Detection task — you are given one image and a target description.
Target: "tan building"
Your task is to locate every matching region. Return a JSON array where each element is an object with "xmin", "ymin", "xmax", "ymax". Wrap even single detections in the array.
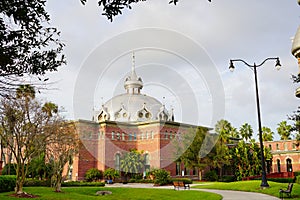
[{"xmin": 264, "ymin": 140, "xmax": 300, "ymax": 175}]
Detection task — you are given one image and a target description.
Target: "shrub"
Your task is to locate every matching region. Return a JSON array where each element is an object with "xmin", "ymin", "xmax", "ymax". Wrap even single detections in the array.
[
  {"xmin": 0, "ymin": 175, "xmax": 16, "ymax": 193},
  {"xmin": 203, "ymin": 170, "xmax": 218, "ymax": 181},
  {"xmin": 219, "ymin": 175, "xmax": 236, "ymax": 182},
  {"xmin": 85, "ymin": 168, "xmax": 103, "ymax": 182},
  {"xmin": 128, "ymin": 178, "xmax": 154, "ymax": 183},
  {"xmin": 296, "ymin": 175, "xmax": 300, "ymax": 184},
  {"xmin": 170, "ymin": 178, "xmax": 192, "ymax": 184},
  {"xmin": 1, "ymin": 164, "xmax": 17, "ymax": 175},
  {"xmin": 152, "ymin": 169, "xmax": 171, "ymax": 186},
  {"xmin": 61, "ymin": 181, "xmax": 105, "ymax": 187},
  {"xmin": 24, "ymin": 179, "xmax": 51, "ymax": 187},
  {"xmin": 104, "ymin": 168, "xmax": 120, "ymax": 180}
]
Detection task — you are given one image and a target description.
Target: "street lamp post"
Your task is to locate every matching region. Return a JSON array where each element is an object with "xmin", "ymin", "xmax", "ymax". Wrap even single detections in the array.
[{"xmin": 229, "ymin": 57, "xmax": 281, "ymax": 189}]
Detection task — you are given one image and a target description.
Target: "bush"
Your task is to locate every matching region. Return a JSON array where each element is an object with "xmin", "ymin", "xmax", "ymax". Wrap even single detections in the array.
[
  {"xmin": 1, "ymin": 164, "xmax": 17, "ymax": 175},
  {"xmin": 152, "ymin": 169, "xmax": 171, "ymax": 186},
  {"xmin": 219, "ymin": 175, "xmax": 236, "ymax": 182},
  {"xmin": 104, "ymin": 168, "xmax": 120, "ymax": 180},
  {"xmin": 85, "ymin": 168, "xmax": 103, "ymax": 182},
  {"xmin": 62, "ymin": 181, "xmax": 105, "ymax": 187},
  {"xmin": 24, "ymin": 179, "xmax": 51, "ymax": 187},
  {"xmin": 203, "ymin": 170, "xmax": 218, "ymax": 181},
  {"xmin": 296, "ymin": 175, "xmax": 300, "ymax": 184},
  {"xmin": 128, "ymin": 178, "xmax": 154, "ymax": 183},
  {"xmin": 0, "ymin": 175, "xmax": 16, "ymax": 193},
  {"xmin": 170, "ymin": 178, "xmax": 192, "ymax": 184}
]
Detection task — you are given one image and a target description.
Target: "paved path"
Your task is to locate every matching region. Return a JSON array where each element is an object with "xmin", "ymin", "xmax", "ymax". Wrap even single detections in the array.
[{"xmin": 105, "ymin": 183, "xmax": 280, "ymax": 200}]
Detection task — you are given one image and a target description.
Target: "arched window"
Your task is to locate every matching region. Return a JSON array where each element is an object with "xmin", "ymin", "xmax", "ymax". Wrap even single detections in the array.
[
  {"xmin": 165, "ymin": 131, "xmax": 168, "ymax": 140},
  {"xmin": 129, "ymin": 133, "xmax": 132, "ymax": 141},
  {"xmin": 277, "ymin": 159, "xmax": 281, "ymax": 173},
  {"xmin": 134, "ymin": 133, "xmax": 137, "ymax": 141},
  {"xmin": 146, "ymin": 131, "xmax": 149, "ymax": 140},
  {"xmin": 116, "ymin": 132, "xmax": 120, "ymax": 140},
  {"xmin": 151, "ymin": 131, "xmax": 154, "ymax": 139},
  {"xmin": 286, "ymin": 158, "xmax": 293, "ymax": 172},
  {"xmin": 176, "ymin": 162, "xmax": 181, "ymax": 176},
  {"xmin": 141, "ymin": 132, "xmax": 144, "ymax": 140},
  {"xmin": 122, "ymin": 132, "xmax": 125, "ymax": 140},
  {"xmin": 115, "ymin": 153, "xmax": 120, "ymax": 171},
  {"xmin": 111, "ymin": 131, "xmax": 115, "ymax": 140},
  {"xmin": 170, "ymin": 131, "xmax": 173, "ymax": 139}
]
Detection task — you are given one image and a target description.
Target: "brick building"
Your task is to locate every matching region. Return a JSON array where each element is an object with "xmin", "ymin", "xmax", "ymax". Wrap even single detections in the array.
[
  {"xmin": 264, "ymin": 140, "xmax": 300, "ymax": 174},
  {"xmin": 69, "ymin": 59, "xmax": 208, "ymax": 181}
]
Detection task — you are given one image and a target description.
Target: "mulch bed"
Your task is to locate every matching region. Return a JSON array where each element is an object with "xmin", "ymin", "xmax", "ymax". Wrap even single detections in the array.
[{"xmin": 9, "ymin": 192, "xmax": 39, "ymax": 198}]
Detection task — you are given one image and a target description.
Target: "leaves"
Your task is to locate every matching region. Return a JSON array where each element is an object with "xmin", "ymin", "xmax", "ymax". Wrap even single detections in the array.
[
  {"xmin": 0, "ymin": 0, "xmax": 65, "ymax": 95},
  {"xmin": 81, "ymin": 0, "xmax": 211, "ymax": 21}
]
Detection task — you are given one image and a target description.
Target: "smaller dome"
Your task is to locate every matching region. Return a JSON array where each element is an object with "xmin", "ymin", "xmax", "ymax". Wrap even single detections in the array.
[{"xmin": 292, "ymin": 26, "xmax": 300, "ymax": 57}]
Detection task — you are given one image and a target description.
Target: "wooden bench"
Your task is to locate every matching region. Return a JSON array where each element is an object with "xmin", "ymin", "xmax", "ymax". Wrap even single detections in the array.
[
  {"xmin": 279, "ymin": 183, "xmax": 293, "ymax": 199},
  {"xmin": 173, "ymin": 181, "xmax": 190, "ymax": 190}
]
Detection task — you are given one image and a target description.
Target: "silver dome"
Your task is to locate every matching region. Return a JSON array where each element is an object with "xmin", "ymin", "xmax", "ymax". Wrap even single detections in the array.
[{"xmin": 96, "ymin": 53, "xmax": 174, "ymax": 123}]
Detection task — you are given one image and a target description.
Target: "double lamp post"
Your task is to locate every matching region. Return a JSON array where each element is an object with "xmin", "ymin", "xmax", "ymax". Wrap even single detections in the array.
[{"xmin": 229, "ymin": 57, "xmax": 281, "ymax": 188}]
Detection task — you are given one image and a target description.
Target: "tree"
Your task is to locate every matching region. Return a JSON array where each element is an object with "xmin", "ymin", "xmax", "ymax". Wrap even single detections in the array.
[
  {"xmin": 213, "ymin": 119, "xmax": 233, "ymax": 180},
  {"xmin": 120, "ymin": 149, "xmax": 145, "ymax": 180},
  {"xmin": 0, "ymin": 0, "xmax": 65, "ymax": 95},
  {"xmin": 288, "ymin": 106, "xmax": 300, "ymax": 141},
  {"xmin": 46, "ymin": 121, "xmax": 78, "ymax": 192},
  {"xmin": 239, "ymin": 123, "xmax": 253, "ymax": 142},
  {"xmin": 261, "ymin": 127, "xmax": 274, "ymax": 142},
  {"xmin": 277, "ymin": 121, "xmax": 292, "ymax": 141},
  {"xmin": 80, "ymin": 0, "xmax": 211, "ymax": 21},
  {"xmin": 174, "ymin": 127, "xmax": 212, "ymax": 180},
  {"xmin": 0, "ymin": 87, "xmax": 53, "ymax": 195}
]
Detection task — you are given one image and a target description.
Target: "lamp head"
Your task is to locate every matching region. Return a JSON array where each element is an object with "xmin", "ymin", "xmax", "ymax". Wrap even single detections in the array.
[
  {"xmin": 229, "ymin": 60, "xmax": 235, "ymax": 72},
  {"xmin": 275, "ymin": 58, "xmax": 281, "ymax": 70}
]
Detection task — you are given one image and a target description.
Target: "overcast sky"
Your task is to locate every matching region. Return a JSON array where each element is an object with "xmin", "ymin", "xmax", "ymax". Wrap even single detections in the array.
[{"xmin": 43, "ymin": 0, "xmax": 300, "ymax": 140}]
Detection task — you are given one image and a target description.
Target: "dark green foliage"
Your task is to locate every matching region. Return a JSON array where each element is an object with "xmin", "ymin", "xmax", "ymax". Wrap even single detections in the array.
[
  {"xmin": 170, "ymin": 178, "xmax": 192, "ymax": 184},
  {"xmin": 203, "ymin": 170, "xmax": 218, "ymax": 181},
  {"xmin": 219, "ymin": 175, "xmax": 236, "ymax": 182},
  {"xmin": 1, "ymin": 164, "xmax": 17, "ymax": 175},
  {"xmin": 151, "ymin": 169, "xmax": 171, "ymax": 186},
  {"xmin": 61, "ymin": 181, "xmax": 105, "ymax": 187},
  {"xmin": 296, "ymin": 175, "xmax": 300, "ymax": 184},
  {"xmin": 24, "ymin": 179, "xmax": 51, "ymax": 187},
  {"xmin": 84, "ymin": 168, "xmax": 103, "ymax": 182},
  {"xmin": 128, "ymin": 178, "xmax": 154, "ymax": 183},
  {"xmin": 0, "ymin": 0, "xmax": 65, "ymax": 94},
  {"xmin": 103, "ymin": 168, "xmax": 120, "ymax": 180},
  {"xmin": 0, "ymin": 175, "xmax": 16, "ymax": 193},
  {"xmin": 80, "ymin": 0, "xmax": 211, "ymax": 21}
]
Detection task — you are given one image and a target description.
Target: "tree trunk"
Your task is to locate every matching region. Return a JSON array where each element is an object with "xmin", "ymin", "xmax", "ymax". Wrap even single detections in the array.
[{"xmin": 198, "ymin": 170, "xmax": 202, "ymax": 180}]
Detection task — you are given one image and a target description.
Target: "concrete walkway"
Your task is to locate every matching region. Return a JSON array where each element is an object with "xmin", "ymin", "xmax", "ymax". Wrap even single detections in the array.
[{"xmin": 105, "ymin": 183, "xmax": 280, "ymax": 200}]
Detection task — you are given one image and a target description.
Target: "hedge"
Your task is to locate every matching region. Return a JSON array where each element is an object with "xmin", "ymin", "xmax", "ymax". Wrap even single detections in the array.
[
  {"xmin": 24, "ymin": 179, "xmax": 51, "ymax": 187},
  {"xmin": 61, "ymin": 181, "xmax": 105, "ymax": 187},
  {"xmin": 170, "ymin": 178, "xmax": 192, "ymax": 184},
  {"xmin": 0, "ymin": 175, "xmax": 16, "ymax": 193}
]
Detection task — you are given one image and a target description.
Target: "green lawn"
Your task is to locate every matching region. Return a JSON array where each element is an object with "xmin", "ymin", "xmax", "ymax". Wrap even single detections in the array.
[
  {"xmin": 193, "ymin": 180, "xmax": 300, "ymax": 199},
  {"xmin": 0, "ymin": 187, "xmax": 221, "ymax": 200}
]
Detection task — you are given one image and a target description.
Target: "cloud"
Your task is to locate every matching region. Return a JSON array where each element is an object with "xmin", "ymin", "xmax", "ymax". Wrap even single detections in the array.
[{"xmin": 44, "ymin": 0, "xmax": 300, "ymax": 139}]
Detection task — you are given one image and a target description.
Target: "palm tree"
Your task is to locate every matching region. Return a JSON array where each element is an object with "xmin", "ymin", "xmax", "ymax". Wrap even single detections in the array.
[
  {"xmin": 16, "ymin": 84, "xmax": 35, "ymax": 100},
  {"xmin": 42, "ymin": 102, "xmax": 58, "ymax": 117},
  {"xmin": 261, "ymin": 127, "xmax": 274, "ymax": 142},
  {"xmin": 120, "ymin": 149, "xmax": 144, "ymax": 181},
  {"xmin": 215, "ymin": 119, "xmax": 232, "ymax": 143},
  {"xmin": 239, "ymin": 123, "xmax": 253, "ymax": 142},
  {"xmin": 277, "ymin": 121, "xmax": 292, "ymax": 140}
]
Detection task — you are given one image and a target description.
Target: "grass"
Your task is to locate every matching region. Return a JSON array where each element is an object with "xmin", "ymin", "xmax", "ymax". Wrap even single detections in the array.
[
  {"xmin": 193, "ymin": 180, "xmax": 300, "ymax": 199},
  {"xmin": 0, "ymin": 187, "xmax": 222, "ymax": 200}
]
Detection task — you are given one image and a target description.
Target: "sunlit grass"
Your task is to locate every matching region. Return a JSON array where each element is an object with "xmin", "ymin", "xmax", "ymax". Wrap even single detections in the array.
[
  {"xmin": 193, "ymin": 180, "xmax": 300, "ymax": 200},
  {"xmin": 0, "ymin": 187, "xmax": 221, "ymax": 200}
]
